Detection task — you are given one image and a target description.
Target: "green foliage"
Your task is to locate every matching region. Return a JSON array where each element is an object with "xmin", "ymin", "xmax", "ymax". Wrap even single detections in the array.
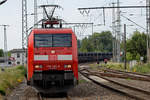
[
  {"xmin": 80, "ymin": 37, "xmax": 94, "ymax": 52},
  {"xmin": 0, "ymin": 66, "xmax": 25, "ymax": 96},
  {"xmin": 79, "ymin": 79, "xmax": 87, "ymax": 84},
  {"xmin": 126, "ymin": 52, "xmax": 132, "ymax": 61},
  {"xmin": 90, "ymin": 62, "xmax": 150, "ymax": 76},
  {"xmin": 125, "ymin": 31, "xmax": 147, "ymax": 61},
  {"xmin": 104, "ymin": 62, "xmax": 128, "ymax": 70},
  {"xmin": 103, "ymin": 62, "xmax": 150, "ymax": 74},
  {"xmin": 79, "ymin": 31, "xmax": 113, "ymax": 52},
  {"xmin": 136, "ymin": 53, "xmax": 140, "ymax": 61},
  {"xmin": 7, "ymin": 51, "xmax": 11, "ymax": 57},
  {"xmin": 131, "ymin": 63, "xmax": 150, "ymax": 73},
  {"xmin": 16, "ymin": 65, "xmax": 26, "ymax": 75},
  {"xmin": 90, "ymin": 62, "xmax": 130, "ymax": 71},
  {"xmin": 0, "ymin": 49, "xmax": 3, "ymax": 57}
]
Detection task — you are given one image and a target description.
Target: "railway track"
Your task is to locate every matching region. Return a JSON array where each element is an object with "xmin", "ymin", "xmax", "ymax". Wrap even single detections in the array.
[
  {"xmin": 101, "ymin": 68, "xmax": 150, "ymax": 77},
  {"xmin": 79, "ymin": 68, "xmax": 150, "ymax": 100},
  {"xmin": 83, "ymin": 67, "xmax": 150, "ymax": 82},
  {"xmin": 26, "ymin": 87, "xmax": 72, "ymax": 100},
  {"xmin": 37, "ymin": 92, "xmax": 72, "ymax": 100}
]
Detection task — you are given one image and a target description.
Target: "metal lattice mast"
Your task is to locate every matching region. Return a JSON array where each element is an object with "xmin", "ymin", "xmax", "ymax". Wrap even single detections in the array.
[
  {"xmin": 116, "ymin": 0, "xmax": 121, "ymax": 62},
  {"xmin": 112, "ymin": 3, "xmax": 117, "ymax": 62},
  {"xmin": 34, "ymin": 0, "xmax": 38, "ymax": 28},
  {"xmin": 22, "ymin": 0, "xmax": 27, "ymax": 65}
]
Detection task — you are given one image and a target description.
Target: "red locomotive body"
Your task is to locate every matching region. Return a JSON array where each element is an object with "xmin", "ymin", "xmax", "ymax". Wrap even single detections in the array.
[{"xmin": 27, "ymin": 28, "xmax": 78, "ymax": 93}]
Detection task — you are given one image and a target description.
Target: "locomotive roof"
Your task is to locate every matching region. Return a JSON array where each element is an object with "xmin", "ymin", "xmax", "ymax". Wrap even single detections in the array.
[
  {"xmin": 28, "ymin": 28, "xmax": 75, "ymax": 37},
  {"xmin": 32, "ymin": 28, "xmax": 73, "ymax": 33}
]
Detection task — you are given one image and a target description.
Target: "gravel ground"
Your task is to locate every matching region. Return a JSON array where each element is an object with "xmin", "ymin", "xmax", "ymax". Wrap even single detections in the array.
[
  {"xmin": 68, "ymin": 74, "xmax": 136, "ymax": 100},
  {"xmin": 85, "ymin": 63, "xmax": 150, "ymax": 93},
  {"xmin": 5, "ymin": 73, "xmax": 135, "ymax": 100},
  {"xmin": 68, "ymin": 82, "xmax": 135, "ymax": 100},
  {"xmin": 4, "ymin": 63, "xmax": 137, "ymax": 100}
]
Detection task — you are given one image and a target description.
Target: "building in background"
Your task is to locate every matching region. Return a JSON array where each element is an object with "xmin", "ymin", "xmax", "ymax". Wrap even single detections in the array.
[
  {"xmin": 10, "ymin": 49, "xmax": 27, "ymax": 65},
  {"xmin": 0, "ymin": 57, "xmax": 11, "ymax": 67}
]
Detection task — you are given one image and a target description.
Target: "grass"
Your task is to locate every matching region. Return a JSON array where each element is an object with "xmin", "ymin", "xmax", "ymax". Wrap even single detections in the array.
[
  {"xmin": 89, "ymin": 63, "xmax": 100, "ymax": 70},
  {"xmin": 89, "ymin": 62, "xmax": 129, "ymax": 71},
  {"xmin": 0, "ymin": 65, "xmax": 26, "ymax": 96},
  {"xmin": 101, "ymin": 62, "xmax": 130, "ymax": 71},
  {"xmin": 79, "ymin": 79, "xmax": 88, "ymax": 84},
  {"xmin": 89, "ymin": 62, "xmax": 150, "ymax": 74},
  {"xmin": 130, "ymin": 63, "xmax": 150, "ymax": 73}
]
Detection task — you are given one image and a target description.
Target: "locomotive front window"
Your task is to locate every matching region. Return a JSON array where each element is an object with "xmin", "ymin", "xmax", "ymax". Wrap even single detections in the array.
[
  {"xmin": 34, "ymin": 34, "xmax": 72, "ymax": 47},
  {"xmin": 34, "ymin": 34, "xmax": 52, "ymax": 47},
  {"xmin": 53, "ymin": 34, "xmax": 72, "ymax": 47}
]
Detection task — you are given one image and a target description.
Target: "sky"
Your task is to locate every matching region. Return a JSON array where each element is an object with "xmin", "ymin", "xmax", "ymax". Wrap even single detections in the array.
[{"xmin": 0, "ymin": 0, "xmax": 146, "ymax": 50}]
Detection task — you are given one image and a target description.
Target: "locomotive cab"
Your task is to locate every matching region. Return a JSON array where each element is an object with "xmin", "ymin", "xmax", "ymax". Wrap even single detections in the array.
[{"xmin": 27, "ymin": 29, "xmax": 78, "ymax": 93}]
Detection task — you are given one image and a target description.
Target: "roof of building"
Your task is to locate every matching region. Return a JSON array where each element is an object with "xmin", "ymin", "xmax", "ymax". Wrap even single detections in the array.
[
  {"xmin": 0, "ymin": 57, "xmax": 9, "ymax": 62},
  {"xmin": 0, "ymin": 57, "xmax": 5, "ymax": 60},
  {"xmin": 10, "ymin": 48, "xmax": 27, "ymax": 53}
]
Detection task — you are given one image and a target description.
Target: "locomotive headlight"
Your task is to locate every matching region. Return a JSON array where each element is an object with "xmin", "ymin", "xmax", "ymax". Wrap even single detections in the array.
[
  {"xmin": 35, "ymin": 65, "xmax": 40, "ymax": 68},
  {"xmin": 35, "ymin": 65, "xmax": 43, "ymax": 68},
  {"xmin": 64, "ymin": 65, "xmax": 72, "ymax": 68},
  {"xmin": 51, "ymin": 50, "xmax": 55, "ymax": 54},
  {"xmin": 68, "ymin": 65, "xmax": 71, "ymax": 68}
]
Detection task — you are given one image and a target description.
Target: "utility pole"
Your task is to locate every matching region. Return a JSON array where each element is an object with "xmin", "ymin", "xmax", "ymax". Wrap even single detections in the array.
[
  {"xmin": 116, "ymin": 0, "xmax": 121, "ymax": 62},
  {"xmin": 22, "ymin": 0, "xmax": 28, "ymax": 65},
  {"xmin": 146, "ymin": 0, "xmax": 150, "ymax": 62},
  {"xmin": 0, "ymin": 25, "xmax": 9, "ymax": 66},
  {"xmin": 124, "ymin": 24, "xmax": 127, "ymax": 70},
  {"xmin": 112, "ymin": 2, "xmax": 117, "ymax": 62}
]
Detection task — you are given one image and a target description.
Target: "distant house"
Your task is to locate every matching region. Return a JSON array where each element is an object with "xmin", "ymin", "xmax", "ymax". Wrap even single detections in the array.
[
  {"xmin": 0, "ymin": 57, "xmax": 5, "ymax": 63},
  {"xmin": 0, "ymin": 57, "xmax": 5, "ymax": 66},
  {"xmin": 0, "ymin": 57, "xmax": 11, "ymax": 67},
  {"xmin": 10, "ymin": 49, "xmax": 27, "ymax": 65}
]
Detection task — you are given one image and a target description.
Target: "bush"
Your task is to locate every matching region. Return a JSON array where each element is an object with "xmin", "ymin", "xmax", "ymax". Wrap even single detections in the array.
[
  {"xmin": 16, "ymin": 65, "xmax": 26, "ymax": 75},
  {"xmin": 0, "ymin": 66, "xmax": 25, "ymax": 96},
  {"xmin": 103, "ymin": 62, "xmax": 150, "ymax": 74},
  {"xmin": 131, "ymin": 63, "xmax": 150, "ymax": 73},
  {"xmin": 102, "ymin": 62, "xmax": 129, "ymax": 71}
]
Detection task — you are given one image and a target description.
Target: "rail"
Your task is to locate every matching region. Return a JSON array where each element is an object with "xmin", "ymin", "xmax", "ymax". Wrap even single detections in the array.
[{"xmin": 79, "ymin": 68, "xmax": 150, "ymax": 100}]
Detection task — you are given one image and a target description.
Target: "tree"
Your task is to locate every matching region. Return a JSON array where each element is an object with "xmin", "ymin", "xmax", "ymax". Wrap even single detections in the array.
[
  {"xmin": 126, "ymin": 52, "xmax": 132, "ymax": 61},
  {"xmin": 77, "ymin": 40, "xmax": 81, "ymax": 49},
  {"xmin": 79, "ymin": 31, "xmax": 113, "ymax": 52},
  {"xmin": 0, "ymin": 49, "xmax": 4, "ymax": 57},
  {"xmin": 79, "ymin": 37, "xmax": 94, "ymax": 52},
  {"xmin": 126, "ymin": 31, "xmax": 147, "ymax": 61},
  {"xmin": 7, "ymin": 51, "xmax": 11, "ymax": 57}
]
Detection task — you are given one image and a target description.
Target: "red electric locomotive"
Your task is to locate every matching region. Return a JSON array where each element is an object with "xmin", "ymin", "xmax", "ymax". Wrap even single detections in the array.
[
  {"xmin": 27, "ymin": 5, "xmax": 78, "ymax": 93},
  {"xmin": 27, "ymin": 28, "xmax": 78, "ymax": 93}
]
